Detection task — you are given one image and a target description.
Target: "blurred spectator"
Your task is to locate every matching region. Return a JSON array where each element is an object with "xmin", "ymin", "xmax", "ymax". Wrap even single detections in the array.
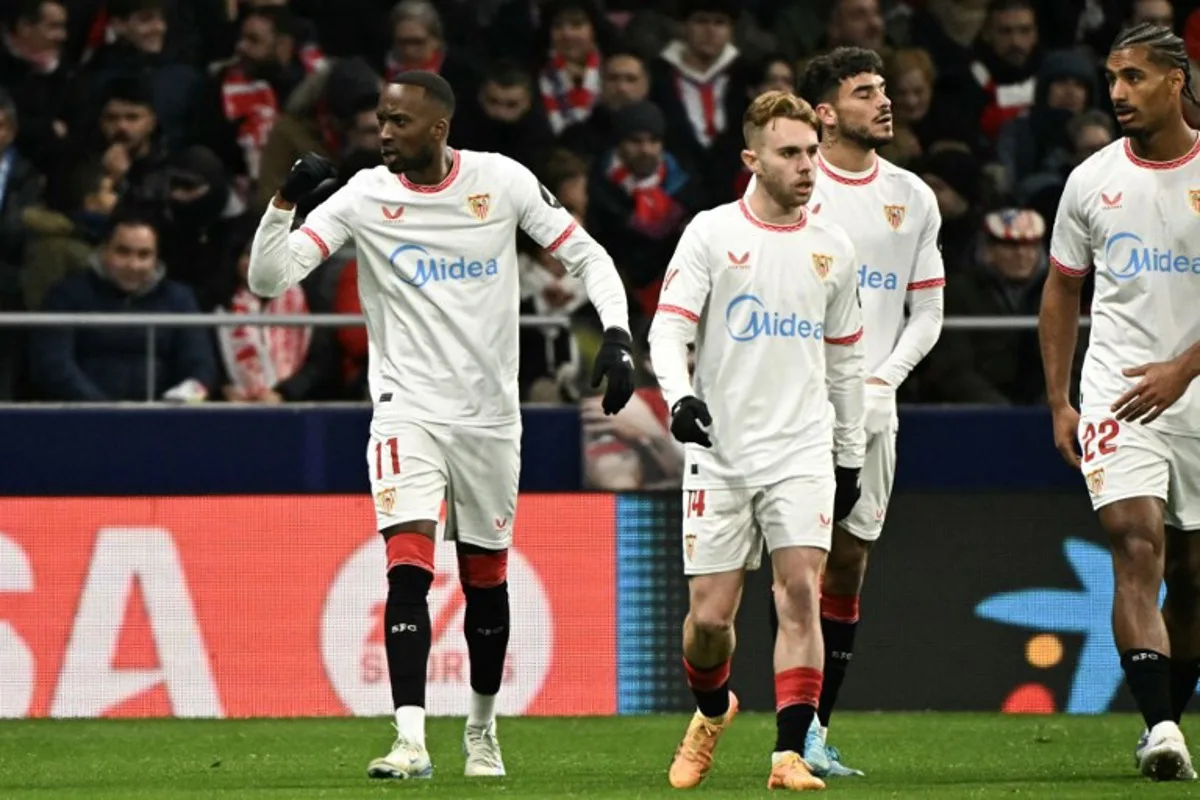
[
  {"xmin": 0, "ymin": 90, "xmax": 43, "ymax": 291},
  {"xmin": 156, "ymin": 145, "xmax": 255, "ymax": 310},
  {"xmin": 196, "ymin": 5, "xmax": 320, "ymax": 186},
  {"xmin": 558, "ymin": 51, "xmax": 650, "ymax": 160},
  {"xmin": 537, "ymin": 0, "xmax": 603, "ymax": 135},
  {"xmin": 1022, "ymin": 108, "xmax": 1116, "ymax": 238},
  {"xmin": 650, "ymin": 0, "xmax": 750, "ymax": 202},
  {"xmin": 587, "ymin": 100, "xmax": 706, "ymax": 330},
  {"xmin": 885, "ymin": 47, "xmax": 981, "ymax": 154},
  {"xmin": 0, "ymin": 0, "xmax": 71, "ymax": 173},
  {"xmin": 382, "ymin": 0, "xmax": 480, "ymax": 94},
  {"xmin": 581, "ymin": 346, "xmax": 684, "ymax": 490},
  {"xmin": 71, "ymin": 0, "xmax": 202, "ymax": 151},
  {"xmin": 518, "ymin": 148, "xmax": 593, "ymax": 402},
  {"xmin": 923, "ymin": 208, "xmax": 1056, "ymax": 404},
  {"xmin": 256, "ymin": 56, "xmax": 381, "ymax": 207},
  {"xmin": 967, "ymin": 0, "xmax": 1043, "ymax": 140},
  {"xmin": 826, "ymin": 0, "xmax": 888, "ymax": 53},
  {"xmin": 21, "ymin": 158, "xmax": 114, "ymax": 311},
  {"xmin": 1132, "ymin": 0, "xmax": 1175, "ymax": 28},
  {"xmin": 215, "ymin": 239, "xmax": 337, "ymax": 402},
  {"xmin": 28, "ymin": 210, "xmax": 217, "ymax": 402},
  {"xmin": 451, "ymin": 59, "xmax": 555, "ymax": 171},
  {"xmin": 997, "ymin": 48, "xmax": 1097, "ymax": 195},
  {"xmin": 916, "ymin": 146, "xmax": 984, "ymax": 275},
  {"xmin": 91, "ymin": 75, "xmax": 171, "ymax": 210}
]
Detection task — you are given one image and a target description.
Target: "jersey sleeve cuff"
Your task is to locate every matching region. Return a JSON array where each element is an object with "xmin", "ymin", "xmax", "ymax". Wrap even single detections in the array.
[
  {"xmin": 298, "ymin": 226, "xmax": 331, "ymax": 260},
  {"xmin": 907, "ymin": 277, "xmax": 946, "ymax": 291},
  {"xmin": 1050, "ymin": 256, "xmax": 1090, "ymax": 277}
]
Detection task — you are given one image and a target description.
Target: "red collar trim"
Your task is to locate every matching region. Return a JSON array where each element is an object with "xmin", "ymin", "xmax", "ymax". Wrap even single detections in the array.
[{"xmin": 398, "ymin": 150, "xmax": 461, "ymax": 193}]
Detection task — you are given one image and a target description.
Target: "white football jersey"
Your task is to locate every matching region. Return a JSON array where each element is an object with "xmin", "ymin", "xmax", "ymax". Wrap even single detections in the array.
[
  {"xmin": 746, "ymin": 155, "xmax": 944, "ymax": 375},
  {"xmin": 249, "ymin": 149, "xmax": 626, "ymax": 426},
  {"xmin": 1050, "ymin": 136, "xmax": 1200, "ymax": 438},
  {"xmin": 650, "ymin": 199, "xmax": 864, "ymax": 489}
]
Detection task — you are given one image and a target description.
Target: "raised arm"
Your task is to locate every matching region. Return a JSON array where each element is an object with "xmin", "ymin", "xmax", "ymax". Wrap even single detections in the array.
[{"xmin": 248, "ymin": 153, "xmax": 350, "ymax": 298}]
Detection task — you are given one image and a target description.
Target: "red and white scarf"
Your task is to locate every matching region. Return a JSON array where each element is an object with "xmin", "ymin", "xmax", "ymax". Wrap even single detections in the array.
[
  {"xmin": 539, "ymin": 49, "xmax": 601, "ymax": 134},
  {"xmin": 384, "ymin": 49, "xmax": 444, "ymax": 82},
  {"xmin": 218, "ymin": 285, "xmax": 311, "ymax": 398}
]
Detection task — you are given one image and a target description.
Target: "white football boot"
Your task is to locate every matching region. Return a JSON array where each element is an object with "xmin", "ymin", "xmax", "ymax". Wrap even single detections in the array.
[
  {"xmin": 367, "ymin": 728, "xmax": 433, "ymax": 780},
  {"xmin": 463, "ymin": 719, "xmax": 506, "ymax": 777},
  {"xmin": 1137, "ymin": 721, "xmax": 1197, "ymax": 781}
]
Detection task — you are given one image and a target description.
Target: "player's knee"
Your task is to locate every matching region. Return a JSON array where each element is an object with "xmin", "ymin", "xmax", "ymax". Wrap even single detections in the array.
[
  {"xmin": 689, "ymin": 606, "xmax": 735, "ymax": 639},
  {"xmin": 1110, "ymin": 523, "xmax": 1163, "ymax": 576},
  {"xmin": 457, "ymin": 545, "xmax": 508, "ymax": 589},
  {"xmin": 384, "ymin": 530, "xmax": 435, "ymax": 575},
  {"xmin": 825, "ymin": 534, "xmax": 870, "ymax": 591},
  {"xmin": 775, "ymin": 573, "xmax": 821, "ymax": 627}
]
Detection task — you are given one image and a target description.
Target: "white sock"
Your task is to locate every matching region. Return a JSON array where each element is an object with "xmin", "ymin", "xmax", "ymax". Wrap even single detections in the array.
[
  {"xmin": 394, "ymin": 706, "xmax": 426, "ymax": 747},
  {"xmin": 467, "ymin": 691, "xmax": 497, "ymax": 727},
  {"xmin": 820, "ymin": 726, "xmax": 829, "ymax": 743}
]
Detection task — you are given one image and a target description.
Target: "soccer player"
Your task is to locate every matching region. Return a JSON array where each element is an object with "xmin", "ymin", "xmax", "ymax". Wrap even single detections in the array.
[
  {"xmin": 751, "ymin": 46, "xmax": 945, "ymax": 778},
  {"xmin": 650, "ymin": 89, "xmax": 867, "ymax": 792},
  {"xmin": 1040, "ymin": 23, "xmax": 1200, "ymax": 781},
  {"xmin": 247, "ymin": 71, "xmax": 635, "ymax": 780}
]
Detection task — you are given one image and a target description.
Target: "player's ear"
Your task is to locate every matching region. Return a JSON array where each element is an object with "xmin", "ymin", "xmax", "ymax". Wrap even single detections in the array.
[
  {"xmin": 815, "ymin": 102, "xmax": 837, "ymax": 131},
  {"xmin": 432, "ymin": 117, "xmax": 449, "ymax": 143},
  {"xmin": 740, "ymin": 148, "xmax": 759, "ymax": 174}
]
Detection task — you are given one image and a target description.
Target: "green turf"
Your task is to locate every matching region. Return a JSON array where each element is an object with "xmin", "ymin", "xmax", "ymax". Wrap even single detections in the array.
[{"xmin": 0, "ymin": 713, "xmax": 1196, "ymax": 798}]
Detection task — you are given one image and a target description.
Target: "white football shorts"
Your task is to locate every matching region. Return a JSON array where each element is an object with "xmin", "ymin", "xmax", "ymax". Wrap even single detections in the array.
[
  {"xmin": 366, "ymin": 407, "xmax": 521, "ymax": 549},
  {"xmin": 1078, "ymin": 411, "xmax": 1200, "ymax": 531},
  {"xmin": 839, "ymin": 428, "xmax": 898, "ymax": 542},
  {"xmin": 680, "ymin": 475, "xmax": 836, "ymax": 576}
]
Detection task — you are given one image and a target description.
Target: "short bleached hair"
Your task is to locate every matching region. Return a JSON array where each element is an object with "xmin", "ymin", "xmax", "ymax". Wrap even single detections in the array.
[{"xmin": 743, "ymin": 90, "xmax": 819, "ymax": 147}]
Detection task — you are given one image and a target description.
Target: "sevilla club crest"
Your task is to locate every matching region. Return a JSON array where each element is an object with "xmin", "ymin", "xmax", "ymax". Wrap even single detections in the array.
[
  {"xmin": 1189, "ymin": 190, "xmax": 1200, "ymax": 216},
  {"xmin": 812, "ymin": 253, "xmax": 833, "ymax": 280},
  {"xmin": 467, "ymin": 193, "xmax": 491, "ymax": 221},
  {"xmin": 884, "ymin": 204, "xmax": 906, "ymax": 230}
]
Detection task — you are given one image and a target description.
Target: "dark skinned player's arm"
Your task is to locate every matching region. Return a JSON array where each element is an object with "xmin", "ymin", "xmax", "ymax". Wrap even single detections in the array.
[{"xmin": 1039, "ymin": 265, "xmax": 1086, "ymax": 412}]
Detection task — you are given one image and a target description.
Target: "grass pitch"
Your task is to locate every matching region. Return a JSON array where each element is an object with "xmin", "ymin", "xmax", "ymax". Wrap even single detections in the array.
[{"xmin": 1, "ymin": 713, "xmax": 1196, "ymax": 798}]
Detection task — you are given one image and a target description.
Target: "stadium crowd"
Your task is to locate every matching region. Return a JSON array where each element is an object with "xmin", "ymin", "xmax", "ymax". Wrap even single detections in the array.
[{"xmin": 0, "ymin": 0, "xmax": 1181, "ymax": 405}]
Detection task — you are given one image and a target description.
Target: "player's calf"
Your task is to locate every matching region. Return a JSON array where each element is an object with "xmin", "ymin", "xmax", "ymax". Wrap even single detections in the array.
[
  {"xmin": 1103, "ymin": 503, "xmax": 1175, "ymax": 735},
  {"xmin": 772, "ymin": 565, "xmax": 824, "ymax": 762},
  {"xmin": 1163, "ymin": 530, "xmax": 1200, "ymax": 721},
  {"xmin": 369, "ymin": 530, "xmax": 436, "ymax": 780},
  {"xmin": 458, "ymin": 544, "xmax": 510, "ymax": 777}
]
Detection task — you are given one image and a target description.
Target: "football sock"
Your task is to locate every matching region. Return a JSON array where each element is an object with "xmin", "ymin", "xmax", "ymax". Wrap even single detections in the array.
[
  {"xmin": 775, "ymin": 667, "xmax": 822, "ymax": 754},
  {"xmin": 684, "ymin": 657, "xmax": 731, "ymax": 718},
  {"xmin": 1121, "ymin": 649, "xmax": 1173, "ymax": 730},
  {"xmin": 1169, "ymin": 658, "xmax": 1200, "ymax": 722},
  {"xmin": 463, "ymin": 582, "xmax": 510, "ymax": 699},
  {"xmin": 818, "ymin": 594, "xmax": 860, "ymax": 727},
  {"xmin": 385, "ymin": 563, "xmax": 433, "ymax": 713},
  {"xmin": 468, "ymin": 690, "xmax": 497, "ymax": 728}
]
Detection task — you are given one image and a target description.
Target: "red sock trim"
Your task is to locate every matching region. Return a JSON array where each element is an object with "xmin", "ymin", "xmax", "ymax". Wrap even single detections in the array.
[
  {"xmin": 385, "ymin": 532, "xmax": 435, "ymax": 573},
  {"xmin": 457, "ymin": 549, "xmax": 508, "ymax": 588},
  {"xmin": 821, "ymin": 593, "xmax": 860, "ymax": 623},
  {"xmin": 775, "ymin": 667, "xmax": 822, "ymax": 711},
  {"xmin": 684, "ymin": 657, "xmax": 731, "ymax": 691}
]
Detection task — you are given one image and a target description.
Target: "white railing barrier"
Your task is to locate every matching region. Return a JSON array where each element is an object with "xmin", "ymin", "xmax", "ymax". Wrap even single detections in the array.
[{"xmin": 0, "ymin": 313, "xmax": 1088, "ymax": 402}]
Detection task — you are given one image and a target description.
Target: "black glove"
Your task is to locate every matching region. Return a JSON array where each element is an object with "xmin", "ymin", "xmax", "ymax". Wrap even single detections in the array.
[
  {"xmin": 670, "ymin": 396, "xmax": 712, "ymax": 447},
  {"xmin": 833, "ymin": 465, "xmax": 862, "ymax": 522},
  {"xmin": 590, "ymin": 326, "xmax": 635, "ymax": 415},
  {"xmin": 279, "ymin": 152, "xmax": 337, "ymax": 204}
]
